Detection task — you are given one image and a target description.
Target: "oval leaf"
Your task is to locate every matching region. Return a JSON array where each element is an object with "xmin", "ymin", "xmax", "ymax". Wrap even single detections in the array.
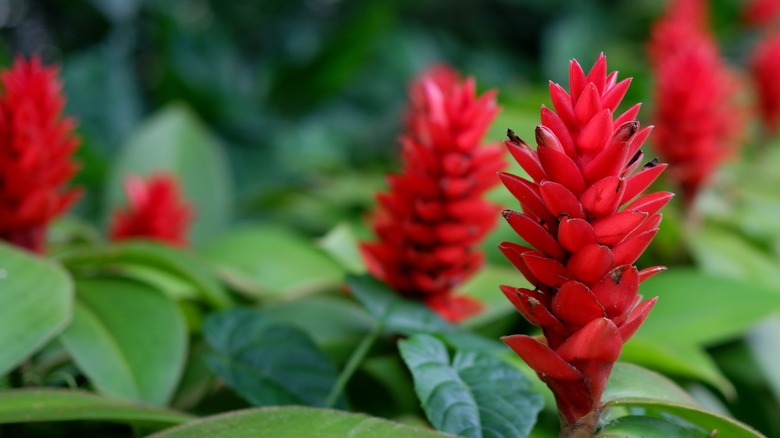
[
  {"xmin": 106, "ymin": 104, "xmax": 233, "ymax": 244},
  {"xmin": 0, "ymin": 242, "xmax": 73, "ymax": 375},
  {"xmin": 399, "ymin": 334, "xmax": 543, "ymax": 438},
  {"xmin": 598, "ymin": 415, "xmax": 704, "ymax": 437},
  {"xmin": 606, "ymin": 398, "xmax": 764, "ymax": 438},
  {"xmin": 637, "ymin": 269, "xmax": 780, "ymax": 346},
  {"xmin": 203, "ymin": 308, "xmax": 346, "ymax": 408},
  {"xmin": 201, "ymin": 225, "xmax": 344, "ymax": 298},
  {"xmin": 59, "ymin": 278, "xmax": 188, "ymax": 406},
  {"xmin": 603, "ymin": 362, "xmax": 696, "ymax": 406},
  {"xmin": 148, "ymin": 406, "xmax": 450, "ymax": 438},
  {"xmin": 60, "ymin": 241, "xmax": 231, "ymax": 308},
  {"xmin": 0, "ymin": 389, "xmax": 191, "ymax": 427}
]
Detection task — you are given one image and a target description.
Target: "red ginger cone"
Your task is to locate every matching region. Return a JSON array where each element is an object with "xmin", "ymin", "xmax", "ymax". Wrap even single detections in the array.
[
  {"xmin": 110, "ymin": 173, "xmax": 193, "ymax": 247},
  {"xmin": 751, "ymin": 32, "xmax": 780, "ymax": 134},
  {"xmin": 360, "ymin": 65, "xmax": 505, "ymax": 323},
  {"xmin": 648, "ymin": 0, "xmax": 744, "ymax": 204},
  {"xmin": 0, "ymin": 56, "xmax": 81, "ymax": 253},
  {"xmin": 743, "ymin": 0, "xmax": 780, "ymax": 27},
  {"xmin": 499, "ymin": 53, "xmax": 672, "ymax": 436}
]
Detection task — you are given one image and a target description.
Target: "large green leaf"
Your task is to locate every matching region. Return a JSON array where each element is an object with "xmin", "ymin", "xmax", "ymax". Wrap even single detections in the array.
[
  {"xmin": 636, "ymin": 269, "xmax": 780, "ymax": 346},
  {"xmin": 0, "ymin": 242, "xmax": 73, "ymax": 376},
  {"xmin": 746, "ymin": 315, "xmax": 780, "ymax": 402},
  {"xmin": 149, "ymin": 406, "xmax": 450, "ymax": 438},
  {"xmin": 621, "ymin": 339, "xmax": 735, "ymax": 398},
  {"xmin": 602, "ymin": 363, "xmax": 696, "ymax": 406},
  {"xmin": 605, "ymin": 398, "xmax": 763, "ymax": 438},
  {"xmin": 0, "ymin": 389, "xmax": 191, "ymax": 427},
  {"xmin": 59, "ymin": 278, "xmax": 188, "ymax": 406},
  {"xmin": 597, "ymin": 416, "xmax": 705, "ymax": 438},
  {"xmin": 200, "ymin": 225, "xmax": 344, "ymax": 299},
  {"xmin": 203, "ymin": 308, "xmax": 347, "ymax": 408},
  {"xmin": 347, "ymin": 274, "xmax": 502, "ymax": 354},
  {"xmin": 317, "ymin": 222, "xmax": 367, "ymax": 274},
  {"xmin": 59, "ymin": 241, "xmax": 231, "ymax": 308},
  {"xmin": 106, "ymin": 104, "xmax": 233, "ymax": 244},
  {"xmin": 399, "ymin": 334, "xmax": 543, "ymax": 438}
]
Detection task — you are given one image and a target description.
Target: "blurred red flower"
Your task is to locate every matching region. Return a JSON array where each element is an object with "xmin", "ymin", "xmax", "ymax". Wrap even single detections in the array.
[
  {"xmin": 500, "ymin": 54, "xmax": 672, "ymax": 434},
  {"xmin": 743, "ymin": 0, "xmax": 780, "ymax": 27},
  {"xmin": 648, "ymin": 0, "xmax": 744, "ymax": 203},
  {"xmin": 751, "ymin": 32, "xmax": 780, "ymax": 134},
  {"xmin": 0, "ymin": 56, "xmax": 81, "ymax": 253},
  {"xmin": 360, "ymin": 65, "xmax": 504, "ymax": 322},
  {"xmin": 110, "ymin": 173, "xmax": 193, "ymax": 247}
]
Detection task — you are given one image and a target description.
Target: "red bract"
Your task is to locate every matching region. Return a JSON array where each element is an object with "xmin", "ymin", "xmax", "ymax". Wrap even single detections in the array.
[
  {"xmin": 110, "ymin": 173, "xmax": 193, "ymax": 247},
  {"xmin": 360, "ymin": 65, "xmax": 504, "ymax": 322},
  {"xmin": 743, "ymin": 0, "xmax": 780, "ymax": 27},
  {"xmin": 500, "ymin": 54, "xmax": 672, "ymax": 435},
  {"xmin": 0, "ymin": 56, "xmax": 81, "ymax": 253},
  {"xmin": 751, "ymin": 32, "xmax": 780, "ymax": 134},
  {"xmin": 648, "ymin": 0, "xmax": 744, "ymax": 204}
]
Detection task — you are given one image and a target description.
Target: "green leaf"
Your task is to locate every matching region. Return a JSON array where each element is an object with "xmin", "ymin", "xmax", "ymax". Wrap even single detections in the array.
[
  {"xmin": 317, "ymin": 222, "xmax": 366, "ymax": 274},
  {"xmin": 399, "ymin": 334, "xmax": 543, "ymax": 438},
  {"xmin": 0, "ymin": 242, "xmax": 73, "ymax": 376},
  {"xmin": 148, "ymin": 406, "xmax": 450, "ymax": 438},
  {"xmin": 746, "ymin": 315, "xmax": 780, "ymax": 402},
  {"xmin": 597, "ymin": 415, "xmax": 705, "ymax": 437},
  {"xmin": 602, "ymin": 363, "xmax": 697, "ymax": 406},
  {"xmin": 621, "ymin": 339, "xmax": 735, "ymax": 399},
  {"xmin": 347, "ymin": 274, "xmax": 450, "ymax": 334},
  {"xmin": 348, "ymin": 274, "xmax": 503, "ymax": 354},
  {"xmin": 260, "ymin": 296, "xmax": 375, "ymax": 362},
  {"xmin": 59, "ymin": 241, "xmax": 231, "ymax": 308},
  {"xmin": 606, "ymin": 399, "xmax": 764, "ymax": 438},
  {"xmin": 636, "ymin": 269, "xmax": 780, "ymax": 346},
  {"xmin": 106, "ymin": 104, "xmax": 233, "ymax": 244},
  {"xmin": 200, "ymin": 225, "xmax": 344, "ymax": 299},
  {"xmin": 687, "ymin": 225, "xmax": 780, "ymax": 290},
  {"xmin": 203, "ymin": 308, "xmax": 347, "ymax": 408},
  {"xmin": 59, "ymin": 278, "xmax": 188, "ymax": 406},
  {"xmin": 0, "ymin": 389, "xmax": 191, "ymax": 427}
]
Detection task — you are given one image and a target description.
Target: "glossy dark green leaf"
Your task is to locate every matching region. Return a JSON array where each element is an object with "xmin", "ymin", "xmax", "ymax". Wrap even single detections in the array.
[
  {"xmin": 0, "ymin": 242, "xmax": 73, "ymax": 376},
  {"xmin": 148, "ymin": 406, "xmax": 450, "ymax": 438},
  {"xmin": 201, "ymin": 225, "xmax": 344, "ymax": 299},
  {"xmin": 597, "ymin": 415, "xmax": 705, "ymax": 437},
  {"xmin": 0, "ymin": 389, "xmax": 191, "ymax": 427},
  {"xmin": 203, "ymin": 308, "xmax": 346, "ymax": 408},
  {"xmin": 606, "ymin": 398, "xmax": 763, "ymax": 438},
  {"xmin": 106, "ymin": 104, "xmax": 232, "ymax": 244},
  {"xmin": 399, "ymin": 334, "xmax": 543, "ymax": 438},
  {"xmin": 59, "ymin": 278, "xmax": 188, "ymax": 406},
  {"xmin": 637, "ymin": 269, "xmax": 780, "ymax": 346},
  {"xmin": 59, "ymin": 241, "xmax": 231, "ymax": 308}
]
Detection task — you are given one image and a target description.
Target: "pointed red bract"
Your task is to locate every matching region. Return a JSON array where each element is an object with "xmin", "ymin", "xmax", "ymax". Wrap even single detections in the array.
[
  {"xmin": 360, "ymin": 65, "xmax": 504, "ymax": 322},
  {"xmin": 0, "ymin": 56, "xmax": 81, "ymax": 253},
  {"xmin": 110, "ymin": 173, "xmax": 194, "ymax": 247},
  {"xmin": 499, "ymin": 54, "xmax": 670, "ymax": 431}
]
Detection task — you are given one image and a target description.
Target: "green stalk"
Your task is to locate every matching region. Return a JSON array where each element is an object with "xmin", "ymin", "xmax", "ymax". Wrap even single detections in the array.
[{"xmin": 324, "ymin": 321, "xmax": 384, "ymax": 408}]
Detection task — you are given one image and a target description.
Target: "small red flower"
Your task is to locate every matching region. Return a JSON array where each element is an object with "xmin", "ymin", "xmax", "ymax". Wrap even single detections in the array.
[
  {"xmin": 499, "ymin": 54, "xmax": 672, "ymax": 434},
  {"xmin": 751, "ymin": 32, "xmax": 780, "ymax": 134},
  {"xmin": 360, "ymin": 65, "xmax": 504, "ymax": 322},
  {"xmin": 110, "ymin": 173, "xmax": 193, "ymax": 247},
  {"xmin": 648, "ymin": 0, "xmax": 744, "ymax": 203},
  {"xmin": 0, "ymin": 56, "xmax": 81, "ymax": 253}
]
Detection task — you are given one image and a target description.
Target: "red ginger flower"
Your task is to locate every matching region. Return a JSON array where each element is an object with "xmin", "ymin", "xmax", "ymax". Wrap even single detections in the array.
[
  {"xmin": 751, "ymin": 32, "xmax": 780, "ymax": 134},
  {"xmin": 648, "ymin": 0, "xmax": 745, "ymax": 204},
  {"xmin": 499, "ymin": 54, "xmax": 672, "ymax": 435},
  {"xmin": 0, "ymin": 56, "xmax": 81, "ymax": 253},
  {"xmin": 110, "ymin": 173, "xmax": 193, "ymax": 247},
  {"xmin": 360, "ymin": 65, "xmax": 505, "ymax": 322}
]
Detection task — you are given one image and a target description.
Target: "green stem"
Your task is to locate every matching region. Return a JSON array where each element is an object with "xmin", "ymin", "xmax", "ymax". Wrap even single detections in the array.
[{"xmin": 324, "ymin": 321, "xmax": 384, "ymax": 408}]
